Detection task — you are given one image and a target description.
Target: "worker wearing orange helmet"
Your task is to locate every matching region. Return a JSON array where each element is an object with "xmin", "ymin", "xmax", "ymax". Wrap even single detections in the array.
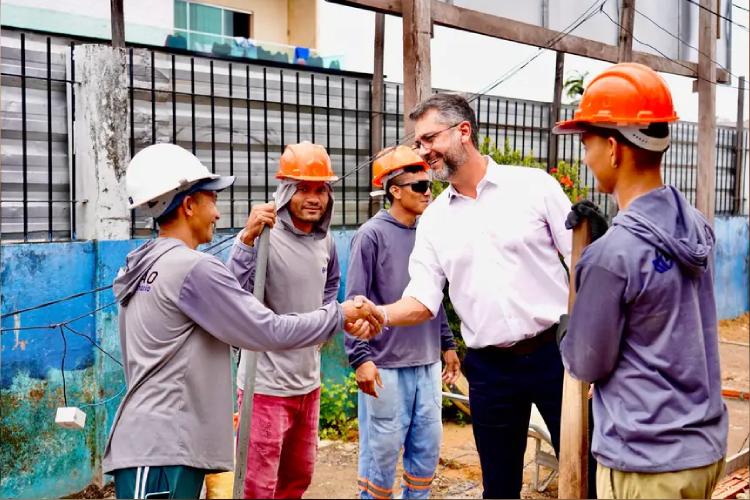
[
  {"xmin": 226, "ymin": 141, "xmax": 348, "ymax": 498},
  {"xmin": 554, "ymin": 63, "xmax": 728, "ymax": 498},
  {"xmin": 345, "ymin": 145, "xmax": 459, "ymax": 499}
]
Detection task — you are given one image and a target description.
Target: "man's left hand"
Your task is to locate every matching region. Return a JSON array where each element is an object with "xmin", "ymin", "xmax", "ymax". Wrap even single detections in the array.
[{"xmin": 442, "ymin": 350, "xmax": 461, "ymax": 386}]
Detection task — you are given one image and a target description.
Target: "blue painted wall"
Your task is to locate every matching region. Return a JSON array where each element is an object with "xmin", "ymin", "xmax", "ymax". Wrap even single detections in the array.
[
  {"xmin": 1, "ymin": 217, "xmax": 747, "ymax": 498},
  {"xmin": 714, "ymin": 216, "xmax": 750, "ymax": 319}
]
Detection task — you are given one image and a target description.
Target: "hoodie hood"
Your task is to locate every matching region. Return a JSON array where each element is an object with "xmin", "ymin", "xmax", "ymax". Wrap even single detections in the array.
[
  {"xmin": 274, "ymin": 180, "xmax": 334, "ymax": 240},
  {"xmin": 372, "ymin": 209, "xmax": 418, "ymax": 230},
  {"xmin": 613, "ymin": 185, "xmax": 714, "ymax": 277},
  {"xmin": 113, "ymin": 238, "xmax": 185, "ymax": 306}
]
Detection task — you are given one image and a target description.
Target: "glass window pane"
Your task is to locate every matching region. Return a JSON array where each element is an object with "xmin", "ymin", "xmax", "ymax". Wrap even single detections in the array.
[
  {"xmin": 189, "ymin": 3, "xmax": 221, "ymax": 34},
  {"xmin": 174, "ymin": 0, "xmax": 187, "ymax": 30},
  {"xmin": 223, "ymin": 10, "xmax": 233, "ymax": 36}
]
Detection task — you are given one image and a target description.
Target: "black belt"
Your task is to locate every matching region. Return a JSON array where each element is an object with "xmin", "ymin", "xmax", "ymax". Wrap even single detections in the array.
[{"xmin": 478, "ymin": 323, "xmax": 558, "ymax": 357}]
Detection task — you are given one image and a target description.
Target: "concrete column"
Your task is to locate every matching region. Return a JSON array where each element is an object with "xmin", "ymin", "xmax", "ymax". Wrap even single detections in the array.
[{"xmin": 73, "ymin": 44, "xmax": 132, "ymax": 240}]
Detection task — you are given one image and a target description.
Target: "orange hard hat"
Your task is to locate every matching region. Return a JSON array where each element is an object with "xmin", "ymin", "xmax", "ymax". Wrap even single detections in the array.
[
  {"xmin": 553, "ymin": 63, "xmax": 678, "ymax": 134},
  {"xmin": 276, "ymin": 142, "xmax": 338, "ymax": 182},
  {"xmin": 372, "ymin": 145, "xmax": 429, "ymax": 187}
]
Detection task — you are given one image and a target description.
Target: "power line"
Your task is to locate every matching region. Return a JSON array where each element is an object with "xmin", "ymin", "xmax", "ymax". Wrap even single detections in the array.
[
  {"xmin": 684, "ymin": 0, "xmax": 748, "ymax": 31},
  {"xmin": 733, "ymin": 2, "xmax": 749, "ymax": 12},
  {"xmin": 601, "ymin": 6, "xmax": 748, "ymax": 91},
  {"xmin": 63, "ymin": 323, "xmax": 123, "ymax": 367},
  {"xmin": 0, "ymin": 285, "xmax": 113, "ymax": 320},
  {"xmin": 634, "ymin": 7, "xmax": 737, "ymax": 80}
]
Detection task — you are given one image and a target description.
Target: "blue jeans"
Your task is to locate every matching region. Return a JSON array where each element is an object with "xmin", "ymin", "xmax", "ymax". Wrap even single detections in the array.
[{"xmin": 357, "ymin": 362, "xmax": 443, "ymax": 499}]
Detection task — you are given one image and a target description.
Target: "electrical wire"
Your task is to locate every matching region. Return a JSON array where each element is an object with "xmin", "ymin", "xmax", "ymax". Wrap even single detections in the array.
[
  {"xmin": 733, "ymin": 2, "xmax": 749, "ymax": 12},
  {"xmin": 63, "ymin": 323, "xmax": 123, "ymax": 367},
  {"xmin": 78, "ymin": 385, "xmax": 127, "ymax": 410},
  {"xmin": 684, "ymin": 0, "xmax": 748, "ymax": 30},
  {"xmin": 600, "ymin": 6, "xmax": 748, "ymax": 91},
  {"xmin": 58, "ymin": 325, "xmax": 68, "ymax": 407}
]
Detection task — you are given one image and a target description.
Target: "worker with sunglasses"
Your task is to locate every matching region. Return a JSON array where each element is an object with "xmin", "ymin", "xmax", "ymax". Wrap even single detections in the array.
[
  {"xmin": 375, "ymin": 93, "xmax": 573, "ymax": 498},
  {"xmin": 344, "ymin": 145, "xmax": 460, "ymax": 499}
]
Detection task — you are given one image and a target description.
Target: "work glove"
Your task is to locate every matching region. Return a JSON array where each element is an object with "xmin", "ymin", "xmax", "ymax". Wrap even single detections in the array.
[{"xmin": 565, "ymin": 200, "xmax": 609, "ymax": 242}]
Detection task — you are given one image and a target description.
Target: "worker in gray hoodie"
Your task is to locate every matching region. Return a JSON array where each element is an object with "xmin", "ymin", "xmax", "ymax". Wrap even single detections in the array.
[
  {"xmin": 227, "ymin": 142, "xmax": 341, "ymax": 499},
  {"xmin": 553, "ymin": 63, "xmax": 728, "ymax": 499},
  {"xmin": 345, "ymin": 145, "xmax": 460, "ymax": 499},
  {"xmin": 104, "ymin": 144, "xmax": 383, "ymax": 499}
]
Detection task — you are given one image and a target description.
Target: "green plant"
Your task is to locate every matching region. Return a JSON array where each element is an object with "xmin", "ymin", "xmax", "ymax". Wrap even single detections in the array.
[
  {"xmin": 563, "ymin": 70, "xmax": 588, "ymax": 104},
  {"xmin": 549, "ymin": 160, "xmax": 589, "ymax": 203},
  {"xmin": 319, "ymin": 372, "xmax": 359, "ymax": 440}
]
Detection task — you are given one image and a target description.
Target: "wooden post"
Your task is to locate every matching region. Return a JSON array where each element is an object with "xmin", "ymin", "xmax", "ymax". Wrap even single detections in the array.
[
  {"xmin": 733, "ymin": 76, "xmax": 746, "ymax": 215},
  {"xmin": 617, "ymin": 0, "xmax": 635, "ymax": 63},
  {"xmin": 548, "ymin": 51, "xmax": 564, "ymax": 170},
  {"xmin": 370, "ymin": 12, "xmax": 385, "ymax": 217},
  {"xmin": 558, "ymin": 220, "xmax": 592, "ymax": 499},
  {"xmin": 110, "ymin": 0, "xmax": 125, "ymax": 48},
  {"xmin": 233, "ymin": 228, "xmax": 271, "ymax": 498},
  {"xmin": 402, "ymin": 0, "xmax": 431, "ymax": 139},
  {"xmin": 696, "ymin": 0, "xmax": 717, "ymax": 224}
]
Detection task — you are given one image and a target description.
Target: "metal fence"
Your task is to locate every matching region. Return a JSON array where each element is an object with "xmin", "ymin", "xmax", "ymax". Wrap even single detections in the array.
[{"xmin": 1, "ymin": 29, "xmax": 747, "ymax": 242}]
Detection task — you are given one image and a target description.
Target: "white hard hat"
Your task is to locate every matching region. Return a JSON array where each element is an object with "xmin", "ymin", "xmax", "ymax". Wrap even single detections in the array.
[{"xmin": 126, "ymin": 143, "xmax": 235, "ymax": 218}]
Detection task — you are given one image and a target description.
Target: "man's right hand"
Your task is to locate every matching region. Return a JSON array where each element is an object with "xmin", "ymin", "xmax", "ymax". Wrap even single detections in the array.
[
  {"xmin": 342, "ymin": 296, "xmax": 383, "ymax": 340},
  {"xmin": 356, "ymin": 361, "xmax": 383, "ymax": 397},
  {"xmin": 240, "ymin": 202, "xmax": 276, "ymax": 246}
]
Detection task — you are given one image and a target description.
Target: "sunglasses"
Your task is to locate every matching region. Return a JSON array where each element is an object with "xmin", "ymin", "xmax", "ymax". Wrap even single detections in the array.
[{"xmin": 393, "ymin": 180, "xmax": 433, "ymax": 194}]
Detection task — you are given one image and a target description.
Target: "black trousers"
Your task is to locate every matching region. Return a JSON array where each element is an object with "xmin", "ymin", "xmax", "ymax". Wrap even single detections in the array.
[{"xmin": 464, "ymin": 339, "xmax": 564, "ymax": 499}]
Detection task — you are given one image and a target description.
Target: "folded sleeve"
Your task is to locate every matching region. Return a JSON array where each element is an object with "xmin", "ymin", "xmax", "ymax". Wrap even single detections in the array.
[{"xmin": 403, "ymin": 224, "xmax": 446, "ymax": 317}]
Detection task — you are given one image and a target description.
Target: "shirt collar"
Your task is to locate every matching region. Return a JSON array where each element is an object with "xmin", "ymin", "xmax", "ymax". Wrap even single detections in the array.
[{"xmin": 446, "ymin": 156, "xmax": 501, "ymax": 202}]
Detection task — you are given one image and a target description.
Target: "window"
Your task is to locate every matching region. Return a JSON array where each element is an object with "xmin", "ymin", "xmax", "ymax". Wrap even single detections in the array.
[{"xmin": 173, "ymin": 1, "xmax": 252, "ymax": 48}]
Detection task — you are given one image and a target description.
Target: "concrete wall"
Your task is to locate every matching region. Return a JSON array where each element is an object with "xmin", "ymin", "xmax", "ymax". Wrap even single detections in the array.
[{"xmin": 1, "ymin": 216, "xmax": 747, "ymax": 498}]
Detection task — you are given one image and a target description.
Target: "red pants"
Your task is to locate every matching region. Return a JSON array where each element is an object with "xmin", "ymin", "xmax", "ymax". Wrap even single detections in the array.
[{"xmin": 237, "ymin": 387, "xmax": 320, "ymax": 499}]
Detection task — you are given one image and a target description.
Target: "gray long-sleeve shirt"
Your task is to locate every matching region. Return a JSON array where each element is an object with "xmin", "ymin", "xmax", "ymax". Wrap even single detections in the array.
[
  {"xmin": 344, "ymin": 210, "xmax": 456, "ymax": 369},
  {"xmin": 227, "ymin": 228, "xmax": 340, "ymax": 396},
  {"xmin": 560, "ymin": 186, "xmax": 728, "ymax": 473},
  {"xmin": 103, "ymin": 237, "xmax": 342, "ymax": 473}
]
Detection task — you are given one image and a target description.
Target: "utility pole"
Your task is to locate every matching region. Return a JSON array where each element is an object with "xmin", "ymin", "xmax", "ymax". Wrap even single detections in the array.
[
  {"xmin": 370, "ymin": 13, "xmax": 385, "ymax": 216},
  {"xmin": 696, "ymin": 0, "xmax": 718, "ymax": 223},
  {"xmin": 402, "ymin": 0, "xmax": 431, "ymax": 139},
  {"xmin": 111, "ymin": 0, "xmax": 125, "ymax": 48}
]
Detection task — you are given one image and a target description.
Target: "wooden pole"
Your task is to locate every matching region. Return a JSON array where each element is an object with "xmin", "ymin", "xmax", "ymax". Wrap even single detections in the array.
[
  {"xmin": 370, "ymin": 12, "xmax": 385, "ymax": 217},
  {"xmin": 233, "ymin": 227, "xmax": 271, "ymax": 498},
  {"xmin": 558, "ymin": 220, "xmax": 592, "ymax": 499},
  {"xmin": 733, "ymin": 76, "xmax": 746, "ymax": 215},
  {"xmin": 617, "ymin": 0, "xmax": 635, "ymax": 63},
  {"xmin": 696, "ymin": 0, "xmax": 717, "ymax": 224},
  {"xmin": 548, "ymin": 51, "xmax": 564, "ymax": 170},
  {"xmin": 402, "ymin": 0, "xmax": 431, "ymax": 139},
  {"xmin": 110, "ymin": 0, "xmax": 125, "ymax": 48}
]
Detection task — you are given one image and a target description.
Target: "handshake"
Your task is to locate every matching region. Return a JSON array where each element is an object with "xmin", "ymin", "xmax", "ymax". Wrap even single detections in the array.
[{"xmin": 341, "ymin": 296, "xmax": 386, "ymax": 340}]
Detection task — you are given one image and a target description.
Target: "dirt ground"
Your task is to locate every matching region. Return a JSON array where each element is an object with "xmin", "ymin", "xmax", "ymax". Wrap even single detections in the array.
[{"xmin": 307, "ymin": 314, "xmax": 750, "ymax": 499}]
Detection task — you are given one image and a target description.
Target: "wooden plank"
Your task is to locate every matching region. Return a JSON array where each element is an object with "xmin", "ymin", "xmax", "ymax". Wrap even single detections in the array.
[
  {"xmin": 327, "ymin": 0, "xmax": 730, "ymax": 82},
  {"xmin": 402, "ymin": 0, "xmax": 431, "ymax": 138},
  {"xmin": 370, "ymin": 12, "xmax": 385, "ymax": 216},
  {"xmin": 110, "ymin": 0, "xmax": 125, "ymax": 48},
  {"xmin": 696, "ymin": 0, "xmax": 718, "ymax": 223},
  {"xmin": 733, "ymin": 76, "xmax": 745, "ymax": 215},
  {"xmin": 617, "ymin": 0, "xmax": 635, "ymax": 62},
  {"xmin": 548, "ymin": 51, "xmax": 564, "ymax": 169},
  {"xmin": 558, "ymin": 219, "xmax": 591, "ymax": 499}
]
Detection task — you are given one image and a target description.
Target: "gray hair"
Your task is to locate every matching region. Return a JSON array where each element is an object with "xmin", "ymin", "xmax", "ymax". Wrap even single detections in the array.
[{"xmin": 408, "ymin": 93, "xmax": 479, "ymax": 148}]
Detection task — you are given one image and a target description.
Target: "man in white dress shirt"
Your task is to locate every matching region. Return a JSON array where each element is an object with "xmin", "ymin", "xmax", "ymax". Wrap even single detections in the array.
[{"xmin": 377, "ymin": 93, "xmax": 572, "ymax": 498}]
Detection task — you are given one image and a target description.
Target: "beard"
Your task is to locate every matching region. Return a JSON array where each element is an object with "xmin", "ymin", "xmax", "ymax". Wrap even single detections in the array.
[{"xmin": 430, "ymin": 143, "xmax": 467, "ymax": 181}]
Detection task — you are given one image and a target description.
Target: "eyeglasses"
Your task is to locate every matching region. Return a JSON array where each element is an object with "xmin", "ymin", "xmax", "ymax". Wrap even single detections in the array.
[
  {"xmin": 413, "ymin": 122, "xmax": 461, "ymax": 151},
  {"xmin": 393, "ymin": 180, "xmax": 433, "ymax": 194}
]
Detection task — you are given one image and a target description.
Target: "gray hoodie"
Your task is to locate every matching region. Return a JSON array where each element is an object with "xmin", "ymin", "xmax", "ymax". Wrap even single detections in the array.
[
  {"xmin": 561, "ymin": 185, "xmax": 728, "ymax": 473},
  {"xmin": 228, "ymin": 180, "xmax": 340, "ymax": 396},
  {"xmin": 103, "ymin": 237, "xmax": 343, "ymax": 473}
]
